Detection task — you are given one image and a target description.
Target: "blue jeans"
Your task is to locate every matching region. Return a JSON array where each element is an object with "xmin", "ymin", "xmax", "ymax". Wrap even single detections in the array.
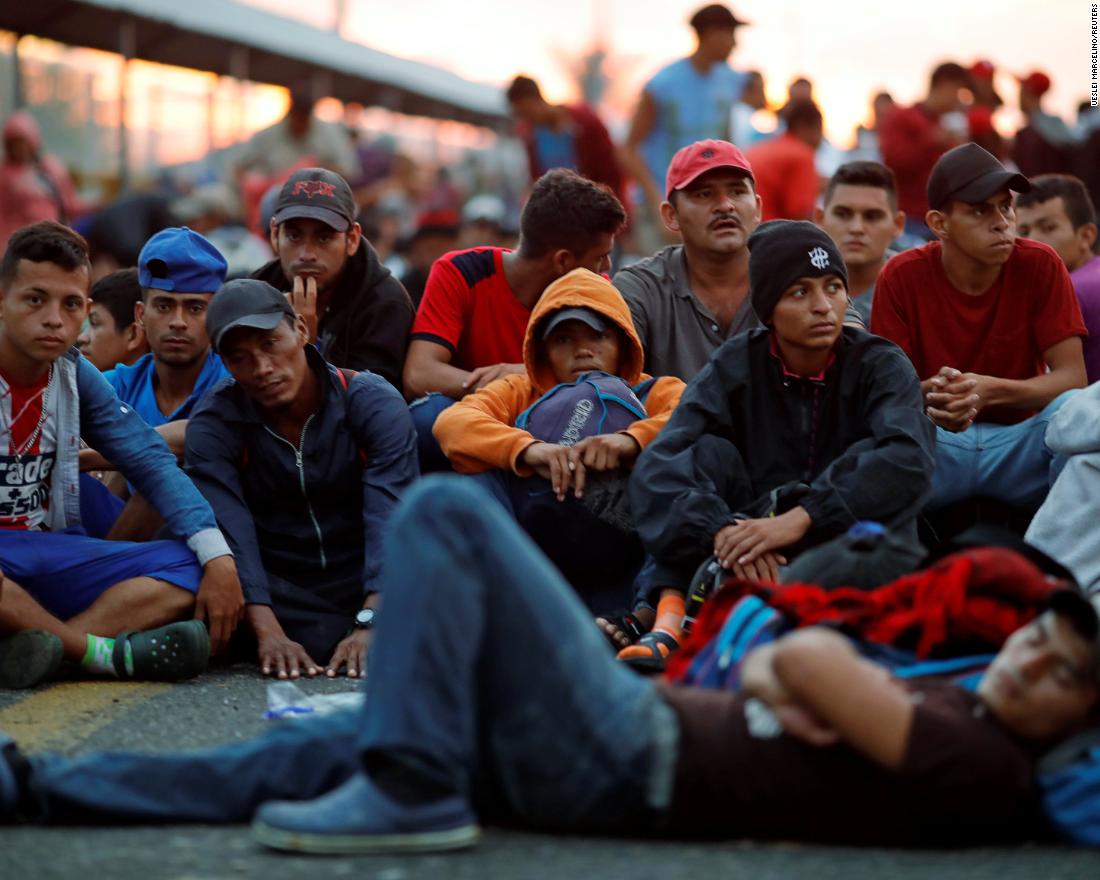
[
  {"xmin": 408, "ymin": 393, "xmax": 455, "ymax": 474},
  {"xmin": 929, "ymin": 391, "xmax": 1074, "ymax": 511},
  {"xmin": 27, "ymin": 477, "xmax": 677, "ymax": 831}
]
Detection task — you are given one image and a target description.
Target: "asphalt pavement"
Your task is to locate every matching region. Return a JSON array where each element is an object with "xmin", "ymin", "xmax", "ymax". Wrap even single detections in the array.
[{"xmin": 2, "ymin": 663, "xmax": 1100, "ymax": 880}]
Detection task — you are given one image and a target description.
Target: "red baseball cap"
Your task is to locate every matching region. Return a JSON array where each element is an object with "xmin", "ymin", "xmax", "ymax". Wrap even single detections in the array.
[
  {"xmin": 970, "ymin": 59, "xmax": 995, "ymax": 80},
  {"xmin": 665, "ymin": 139, "xmax": 754, "ymax": 200},
  {"xmin": 1017, "ymin": 71, "xmax": 1051, "ymax": 97}
]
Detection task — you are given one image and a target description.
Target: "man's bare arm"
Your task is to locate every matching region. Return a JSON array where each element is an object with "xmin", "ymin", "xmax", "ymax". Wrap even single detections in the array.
[
  {"xmin": 768, "ymin": 628, "xmax": 914, "ymax": 770},
  {"xmin": 402, "ymin": 339, "xmax": 470, "ymax": 401},
  {"xmin": 619, "ymin": 90, "xmax": 662, "ymax": 210}
]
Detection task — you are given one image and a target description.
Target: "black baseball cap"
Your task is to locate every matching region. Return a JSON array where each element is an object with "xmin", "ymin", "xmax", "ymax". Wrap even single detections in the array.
[
  {"xmin": 271, "ymin": 168, "xmax": 357, "ymax": 232},
  {"xmin": 206, "ymin": 278, "xmax": 295, "ymax": 353},
  {"xmin": 927, "ymin": 143, "xmax": 1031, "ymax": 211},
  {"xmin": 689, "ymin": 4, "xmax": 749, "ymax": 32},
  {"xmin": 1047, "ymin": 589, "xmax": 1100, "ymax": 683}
]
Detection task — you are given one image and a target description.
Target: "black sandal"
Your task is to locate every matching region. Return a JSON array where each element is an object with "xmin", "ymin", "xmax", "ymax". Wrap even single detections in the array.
[
  {"xmin": 618, "ymin": 630, "xmax": 679, "ymax": 675},
  {"xmin": 113, "ymin": 620, "xmax": 210, "ymax": 682},
  {"xmin": 597, "ymin": 609, "xmax": 648, "ymax": 650}
]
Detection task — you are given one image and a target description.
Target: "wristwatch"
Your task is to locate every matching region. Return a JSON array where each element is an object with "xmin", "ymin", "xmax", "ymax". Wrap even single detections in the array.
[{"xmin": 354, "ymin": 608, "xmax": 376, "ymax": 630}]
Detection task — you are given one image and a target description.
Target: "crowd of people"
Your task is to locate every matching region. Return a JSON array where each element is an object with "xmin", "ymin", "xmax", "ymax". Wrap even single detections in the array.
[{"xmin": 1, "ymin": 0, "xmax": 1100, "ymax": 860}]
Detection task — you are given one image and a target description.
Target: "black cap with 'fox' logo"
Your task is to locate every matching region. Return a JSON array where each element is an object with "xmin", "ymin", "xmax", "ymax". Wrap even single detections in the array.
[{"xmin": 271, "ymin": 167, "xmax": 357, "ymax": 232}]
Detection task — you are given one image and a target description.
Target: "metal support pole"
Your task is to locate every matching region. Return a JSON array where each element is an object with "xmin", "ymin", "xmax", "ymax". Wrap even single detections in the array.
[
  {"xmin": 12, "ymin": 33, "xmax": 25, "ymax": 110},
  {"xmin": 118, "ymin": 18, "xmax": 136, "ymax": 189}
]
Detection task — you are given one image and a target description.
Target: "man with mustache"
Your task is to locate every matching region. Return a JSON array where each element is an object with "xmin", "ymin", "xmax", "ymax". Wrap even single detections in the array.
[
  {"xmin": 872, "ymin": 144, "xmax": 1088, "ymax": 512},
  {"xmin": 613, "ymin": 140, "xmax": 863, "ymax": 382}
]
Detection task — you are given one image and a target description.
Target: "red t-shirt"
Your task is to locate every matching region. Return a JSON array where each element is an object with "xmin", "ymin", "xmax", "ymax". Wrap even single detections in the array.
[
  {"xmin": 0, "ymin": 367, "xmax": 57, "ymax": 530},
  {"xmin": 872, "ymin": 238, "xmax": 1087, "ymax": 424},
  {"xmin": 411, "ymin": 247, "xmax": 530, "ymax": 371},
  {"xmin": 879, "ymin": 103, "xmax": 946, "ymax": 218},
  {"xmin": 744, "ymin": 133, "xmax": 819, "ymax": 222}
]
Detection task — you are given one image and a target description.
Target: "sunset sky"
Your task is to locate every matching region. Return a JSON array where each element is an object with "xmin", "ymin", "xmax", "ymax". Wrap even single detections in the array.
[{"xmin": 249, "ymin": 0, "xmax": 1092, "ymax": 145}]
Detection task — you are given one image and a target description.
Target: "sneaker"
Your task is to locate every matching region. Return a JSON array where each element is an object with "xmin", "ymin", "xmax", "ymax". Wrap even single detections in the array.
[
  {"xmin": 252, "ymin": 772, "xmax": 480, "ymax": 855},
  {"xmin": 0, "ymin": 630, "xmax": 63, "ymax": 689}
]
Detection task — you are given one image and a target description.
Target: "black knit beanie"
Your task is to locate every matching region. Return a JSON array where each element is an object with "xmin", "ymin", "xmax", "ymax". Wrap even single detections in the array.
[{"xmin": 747, "ymin": 220, "xmax": 848, "ymax": 324}]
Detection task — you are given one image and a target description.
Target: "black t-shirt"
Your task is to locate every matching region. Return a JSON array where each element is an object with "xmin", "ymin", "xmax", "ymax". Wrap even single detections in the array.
[{"xmin": 658, "ymin": 678, "xmax": 1036, "ymax": 845}]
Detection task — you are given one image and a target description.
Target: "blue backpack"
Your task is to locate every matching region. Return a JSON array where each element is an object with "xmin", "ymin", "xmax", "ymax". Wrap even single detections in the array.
[
  {"xmin": 1038, "ymin": 726, "xmax": 1100, "ymax": 845},
  {"xmin": 515, "ymin": 371, "xmax": 655, "ymax": 445}
]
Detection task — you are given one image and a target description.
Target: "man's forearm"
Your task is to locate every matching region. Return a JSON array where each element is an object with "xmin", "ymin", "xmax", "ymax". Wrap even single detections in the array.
[
  {"xmin": 404, "ymin": 359, "xmax": 470, "ymax": 401},
  {"xmin": 983, "ymin": 370, "xmax": 1084, "ymax": 412}
]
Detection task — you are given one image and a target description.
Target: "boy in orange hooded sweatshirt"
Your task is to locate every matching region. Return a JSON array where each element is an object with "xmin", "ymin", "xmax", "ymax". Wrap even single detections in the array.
[{"xmin": 434, "ymin": 268, "xmax": 684, "ymax": 611}]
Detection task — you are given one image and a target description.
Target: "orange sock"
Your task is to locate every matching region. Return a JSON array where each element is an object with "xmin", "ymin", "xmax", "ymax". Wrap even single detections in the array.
[{"xmin": 616, "ymin": 590, "xmax": 685, "ymax": 662}]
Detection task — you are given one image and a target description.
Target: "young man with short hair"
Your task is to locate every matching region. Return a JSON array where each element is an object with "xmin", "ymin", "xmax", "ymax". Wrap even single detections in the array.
[
  {"xmin": 506, "ymin": 75, "xmax": 627, "ymax": 209},
  {"xmin": 1016, "ymin": 174, "xmax": 1100, "ymax": 383},
  {"xmin": 872, "ymin": 144, "xmax": 1088, "ymax": 512},
  {"xmin": 879, "ymin": 62, "xmax": 972, "ymax": 239},
  {"xmin": 620, "ymin": 4, "xmax": 749, "ymax": 253},
  {"xmin": 0, "ymin": 222, "xmax": 242, "ymax": 687},
  {"xmin": 103, "ymin": 228, "xmax": 229, "ymax": 429},
  {"xmin": 76, "ymin": 268, "xmax": 147, "ymax": 371},
  {"xmin": 613, "ymin": 140, "xmax": 863, "ymax": 382},
  {"xmin": 622, "ymin": 221, "xmax": 933, "ymax": 666},
  {"xmin": 185, "ymin": 279, "xmax": 418, "ymax": 679},
  {"xmin": 404, "ymin": 169, "xmax": 625, "ymax": 468},
  {"xmin": 815, "ymin": 161, "xmax": 906, "ymax": 323},
  {"xmin": 3, "ymin": 476, "xmax": 1097, "ymax": 854},
  {"xmin": 251, "ymin": 167, "xmax": 415, "ymax": 391},
  {"xmin": 744, "ymin": 101, "xmax": 824, "ymax": 222}
]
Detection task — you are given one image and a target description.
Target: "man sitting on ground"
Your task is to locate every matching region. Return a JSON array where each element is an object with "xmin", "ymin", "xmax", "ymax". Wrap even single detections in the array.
[
  {"xmin": 0, "ymin": 222, "xmax": 242, "ymax": 688},
  {"xmin": 872, "ymin": 143, "xmax": 1088, "ymax": 513},
  {"xmin": 76, "ymin": 268, "xmax": 147, "ymax": 371},
  {"xmin": 814, "ymin": 160, "xmax": 905, "ymax": 324},
  {"xmin": 185, "ymin": 279, "xmax": 418, "ymax": 680},
  {"xmin": 623, "ymin": 221, "xmax": 934, "ymax": 668},
  {"xmin": 1015, "ymin": 174, "xmax": 1100, "ymax": 383},
  {"xmin": 77, "ymin": 227, "xmax": 231, "ymax": 539},
  {"xmin": 613, "ymin": 140, "xmax": 863, "ymax": 383},
  {"xmin": 3, "ymin": 475, "xmax": 1098, "ymax": 854},
  {"xmin": 433, "ymin": 268, "xmax": 683, "ymax": 610},
  {"xmin": 403, "ymin": 169, "xmax": 626, "ymax": 469},
  {"xmin": 251, "ymin": 167, "xmax": 414, "ymax": 391}
]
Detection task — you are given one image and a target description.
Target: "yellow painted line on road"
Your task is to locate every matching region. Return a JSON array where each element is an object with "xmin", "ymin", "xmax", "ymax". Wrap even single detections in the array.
[{"xmin": 0, "ymin": 680, "xmax": 168, "ymax": 751}]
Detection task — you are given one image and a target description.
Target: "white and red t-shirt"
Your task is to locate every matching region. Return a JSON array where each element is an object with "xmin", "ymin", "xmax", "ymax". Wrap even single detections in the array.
[{"xmin": 0, "ymin": 368, "xmax": 57, "ymax": 530}]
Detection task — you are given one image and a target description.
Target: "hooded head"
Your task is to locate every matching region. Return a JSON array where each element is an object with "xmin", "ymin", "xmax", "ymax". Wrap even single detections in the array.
[
  {"xmin": 524, "ymin": 268, "xmax": 645, "ymax": 393},
  {"xmin": 4, "ymin": 111, "xmax": 42, "ymax": 164}
]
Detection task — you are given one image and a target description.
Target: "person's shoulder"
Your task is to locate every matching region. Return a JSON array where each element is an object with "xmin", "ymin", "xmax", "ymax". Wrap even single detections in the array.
[
  {"xmin": 1009, "ymin": 236, "xmax": 1066, "ymax": 273},
  {"xmin": 646, "ymin": 58, "xmax": 690, "ymax": 90},
  {"xmin": 105, "ymin": 353, "xmax": 153, "ymax": 394},
  {"xmin": 250, "ymin": 256, "xmax": 285, "ymax": 285},
  {"xmin": 437, "ymin": 247, "xmax": 503, "ymax": 289},
  {"xmin": 190, "ymin": 374, "xmax": 242, "ymax": 421},
  {"xmin": 712, "ymin": 326, "xmax": 767, "ymax": 369},
  {"xmin": 880, "ymin": 242, "xmax": 940, "ymax": 281},
  {"xmin": 841, "ymin": 326, "xmax": 916, "ymax": 371},
  {"xmin": 614, "ymin": 247, "xmax": 682, "ymax": 294}
]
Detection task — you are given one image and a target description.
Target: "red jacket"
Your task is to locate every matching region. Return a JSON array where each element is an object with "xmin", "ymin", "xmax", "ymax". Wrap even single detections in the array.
[{"xmin": 879, "ymin": 104, "xmax": 948, "ymax": 219}]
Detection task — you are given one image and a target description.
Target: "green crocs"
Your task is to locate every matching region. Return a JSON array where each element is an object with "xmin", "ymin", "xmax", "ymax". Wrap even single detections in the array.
[
  {"xmin": 113, "ymin": 620, "xmax": 210, "ymax": 682},
  {"xmin": 0, "ymin": 630, "xmax": 63, "ymax": 689}
]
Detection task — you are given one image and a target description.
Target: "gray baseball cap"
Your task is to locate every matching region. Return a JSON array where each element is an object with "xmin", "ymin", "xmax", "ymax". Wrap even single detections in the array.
[{"xmin": 206, "ymin": 278, "xmax": 295, "ymax": 353}]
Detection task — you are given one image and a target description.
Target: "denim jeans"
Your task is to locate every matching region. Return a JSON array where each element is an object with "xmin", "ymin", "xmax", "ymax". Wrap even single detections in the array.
[
  {"xmin": 27, "ymin": 476, "xmax": 677, "ymax": 832},
  {"xmin": 408, "ymin": 393, "xmax": 456, "ymax": 474},
  {"xmin": 928, "ymin": 391, "xmax": 1075, "ymax": 511}
]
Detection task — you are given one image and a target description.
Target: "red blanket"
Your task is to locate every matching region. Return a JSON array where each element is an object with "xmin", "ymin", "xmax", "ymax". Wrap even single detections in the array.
[{"xmin": 666, "ymin": 547, "xmax": 1061, "ymax": 680}]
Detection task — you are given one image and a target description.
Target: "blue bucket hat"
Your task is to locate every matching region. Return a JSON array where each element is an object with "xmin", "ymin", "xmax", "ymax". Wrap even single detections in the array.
[{"xmin": 138, "ymin": 227, "xmax": 228, "ymax": 294}]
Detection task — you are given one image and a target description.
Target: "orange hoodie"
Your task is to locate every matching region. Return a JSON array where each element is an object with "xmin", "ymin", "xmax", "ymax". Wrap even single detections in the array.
[{"xmin": 434, "ymin": 268, "xmax": 685, "ymax": 474}]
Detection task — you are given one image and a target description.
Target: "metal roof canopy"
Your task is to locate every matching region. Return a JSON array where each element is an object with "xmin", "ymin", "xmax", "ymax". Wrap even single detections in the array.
[{"xmin": 1, "ymin": 0, "xmax": 509, "ymax": 129}]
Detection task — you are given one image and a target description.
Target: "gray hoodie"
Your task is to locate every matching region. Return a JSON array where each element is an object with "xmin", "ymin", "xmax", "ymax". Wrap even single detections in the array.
[{"xmin": 1026, "ymin": 384, "xmax": 1100, "ymax": 593}]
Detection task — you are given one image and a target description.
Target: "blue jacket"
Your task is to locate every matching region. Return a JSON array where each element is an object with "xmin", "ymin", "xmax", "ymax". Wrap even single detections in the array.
[
  {"xmin": 13, "ymin": 349, "xmax": 229, "ymax": 563},
  {"xmin": 184, "ymin": 347, "xmax": 418, "ymax": 605}
]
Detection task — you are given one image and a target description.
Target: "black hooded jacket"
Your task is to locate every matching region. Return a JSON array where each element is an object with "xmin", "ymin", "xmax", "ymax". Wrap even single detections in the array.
[
  {"xmin": 252, "ymin": 241, "xmax": 414, "ymax": 393},
  {"xmin": 630, "ymin": 326, "xmax": 936, "ymax": 587}
]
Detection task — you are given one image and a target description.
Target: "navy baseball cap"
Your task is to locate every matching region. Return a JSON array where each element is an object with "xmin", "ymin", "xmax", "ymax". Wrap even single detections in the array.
[
  {"xmin": 540, "ymin": 307, "xmax": 610, "ymax": 340},
  {"xmin": 138, "ymin": 227, "xmax": 228, "ymax": 294},
  {"xmin": 206, "ymin": 278, "xmax": 295, "ymax": 353}
]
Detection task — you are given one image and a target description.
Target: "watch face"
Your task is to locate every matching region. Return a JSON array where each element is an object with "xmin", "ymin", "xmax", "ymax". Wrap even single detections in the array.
[{"xmin": 356, "ymin": 609, "xmax": 376, "ymax": 628}]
